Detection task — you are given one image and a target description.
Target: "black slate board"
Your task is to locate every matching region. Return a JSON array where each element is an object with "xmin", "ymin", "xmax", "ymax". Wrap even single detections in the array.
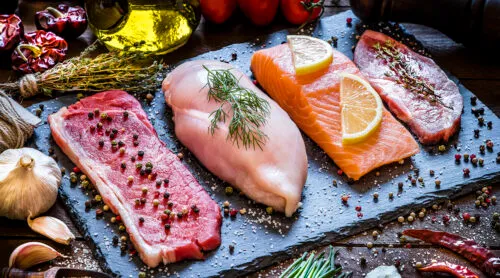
[{"xmin": 28, "ymin": 10, "xmax": 500, "ymax": 278}]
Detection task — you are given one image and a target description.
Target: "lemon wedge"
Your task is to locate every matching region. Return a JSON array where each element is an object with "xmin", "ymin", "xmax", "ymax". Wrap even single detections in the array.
[
  {"xmin": 287, "ymin": 35, "xmax": 333, "ymax": 75},
  {"xmin": 340, "ymin": 73, "xmax": 383, "ymax": 144}
]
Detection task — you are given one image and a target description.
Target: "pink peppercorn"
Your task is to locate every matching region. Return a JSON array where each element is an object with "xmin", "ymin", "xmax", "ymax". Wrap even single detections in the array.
[
  {"xmin": 337, "ymin": 169, "xmax": 343, "ymax": 176},
  {"xmin": 442, "ymin": 215, "xmax": 450, "ymax": 224},
  {"xmin": 355, "ymin": 206, "xmax": 362, "ymax": 211},
  {"xmin": 252, "ymin": 80, "xmax": 258, "ymax": 85},
  {"xmin": 341, "ymin": 195, "xmax": 349, "ymax": 203},
  {"xmin": 73, "ymin": 166, "xmax": 81, "ymax": 173},
  {"xmin": 229, "ymin": 208, "xmax": 238, "ymax": 217},
  {"xmin": 357, "ymin": 212, "xmax": 363, "ymax": 218},
  {"xmin": 462, "ymin": 212, "xmax": 471, "ymax": 221},
  {"xmin": 346, "ymin": 17, "xmax": 353, "ymax": 24},
  {"xmin": 470, "ymin": 154, "xmax": 476, "ymax": 159},
  {"xmin": 463, "ymin": 168, "xmax": 470, "ymax": 176},
  {"xmin": 455, "ymin": 154, "xmax": 461, "ymax": 161}
]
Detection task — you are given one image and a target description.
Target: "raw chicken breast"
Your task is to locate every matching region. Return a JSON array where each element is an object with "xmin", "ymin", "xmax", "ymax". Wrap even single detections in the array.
[{"xmin": 162, "ymin": 60, "xmax": 308, "ymax": 217}]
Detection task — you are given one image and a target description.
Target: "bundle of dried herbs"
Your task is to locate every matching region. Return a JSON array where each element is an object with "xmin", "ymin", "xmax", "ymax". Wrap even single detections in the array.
[{"xmin": 0, "ymin": 41, "xmax": 164, "ymax": 98}]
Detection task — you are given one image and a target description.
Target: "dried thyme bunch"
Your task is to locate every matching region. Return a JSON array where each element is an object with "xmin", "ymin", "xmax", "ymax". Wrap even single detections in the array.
[{"xmin": 0, "ymin": 41, "xmax": 164, "ymax": 98}]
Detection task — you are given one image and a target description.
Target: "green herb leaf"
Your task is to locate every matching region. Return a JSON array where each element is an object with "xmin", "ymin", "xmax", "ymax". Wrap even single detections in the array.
[{"xmin": 203, "ymin": 65, "xmax": 270, "ymax": 150}]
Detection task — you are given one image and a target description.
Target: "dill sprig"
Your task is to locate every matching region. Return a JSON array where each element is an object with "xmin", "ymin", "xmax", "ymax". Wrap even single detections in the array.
[
  {"xmin": 279, "ymin": 246, "xmax": 352, "ymax": 278},
  {"xmin": 373, "ymin": 40, "xmax": 452, "ymax": 110},
  {"xmin": 0, "ymin": 41, "xmax": 164, "ymax": 98},
  {"xmin": 203, "ymin": 65, "xmax": 270, "ymax": 150}
]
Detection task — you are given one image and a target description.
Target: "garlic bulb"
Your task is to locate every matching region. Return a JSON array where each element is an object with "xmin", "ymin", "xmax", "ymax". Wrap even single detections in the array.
[{"xmin": 0, "ymin": 148, "xmax": 61, "ymax": 220}]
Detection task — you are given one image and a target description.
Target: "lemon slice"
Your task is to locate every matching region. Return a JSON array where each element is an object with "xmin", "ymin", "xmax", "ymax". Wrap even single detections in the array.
[
  {"xmin": 287, "ymin": 35, "xmax": 333, "ymax": 75},
  {"xmin": 340, "ymin": 73, "xmax": 383, "ymax": 144}
]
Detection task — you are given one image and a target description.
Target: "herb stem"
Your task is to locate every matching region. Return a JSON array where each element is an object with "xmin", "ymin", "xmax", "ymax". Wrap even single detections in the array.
[{"xmin": 203, "ymin": 65, "xmax": 270, "ymax": 150}]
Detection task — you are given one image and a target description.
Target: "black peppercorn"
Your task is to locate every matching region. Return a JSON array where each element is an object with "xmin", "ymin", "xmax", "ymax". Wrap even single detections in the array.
[
  {"xmin": 165, "ymin": 224, "xmax": 171, "ymax": 230},
  {"xmin": 123, "ymin": 111, "xmax": 129, "ymax": 118},
  {"xmin": 229, "ymin": 244, "xmax": 235, "ymax": 254},
  {"xmin": 88, "ymin": 112, "xmax": 94, "ymax": 119},
  {"xmin": 112, "ymin": 236, "xmax": 119, "ymax": 245},
  {"xmin": 164, "ymin": 192, "xmax": 170, "ymax": 199},
  {"xmin": 98, "ymin": 140, "xmax": 104, "ymax": 147},
  {"xmin": 139, "ymin": 217, "xmax": 144, "ymax": 223},
  {"xmin": 470, "ymin": 96, "xmax": 477, "ymax": 105},
  {"xmin": 138, "ymin": 150, "xmax": 144, "ymax": 157},
  {"xmin": 133, "ymin": 134, "xmax": 139, "ymax": 140},
  {"xmin": 474, "ymin": 129, "xmax": 480, "ymax": 138}
]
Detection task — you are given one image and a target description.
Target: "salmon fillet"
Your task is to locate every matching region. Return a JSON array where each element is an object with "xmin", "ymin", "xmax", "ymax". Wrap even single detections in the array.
[
  {"xmin": 251, "ymin": 44, "xmax": 420, "ymax": 180},
  {"xmin": 354, "ymin": 30, "xmax": 463, "ymax": 144}
]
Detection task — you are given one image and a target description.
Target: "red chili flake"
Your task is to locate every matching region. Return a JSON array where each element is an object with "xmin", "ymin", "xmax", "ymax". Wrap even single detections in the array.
[
  {"xmin": 337, "ymin": 169, "xmax": 343, "ymax": 176},
  {"xmin": 454, "ymin": 154, "xmax": 461, "ymax": 161},
  {"xmin": 463, "ymin": 168, "xmax": 470, "ymax": 176},
  {"xmin": 229, "ymin": 208, "xmax": 238, "ymax": 217},
  {"xmin": 442, "ymin": 215, "xmax": 450, "ymax": 224},
  {"xmin": 346, "ymin": 17, "xmax": 353, "ymax": 24},
  {"xmin": 357, "ymin": 212, "xmax": 363, "ymax": 218},
  {"xmin": 115, "ymin": 215, "xmax": 121, "ymax": 222},
  {"xmin": 73, "ymin": 166, "xmax": 81, "ymax": 173},
  {"xmin": 355, "ymin": 206, "xmax": 362, "ymax": 211}
]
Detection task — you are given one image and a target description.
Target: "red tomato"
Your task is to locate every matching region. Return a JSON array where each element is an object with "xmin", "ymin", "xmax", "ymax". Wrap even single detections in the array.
[
  {"xmin": 281, "ymin": 0, "xmax": 324, "ymax": 25},
  {"xmin": 200, "ymin": 0, "xmax": 237, "ymax": 24},
  {"xmin": 237, "ymin": 0, "xmax": 280, "ymax": 26}
]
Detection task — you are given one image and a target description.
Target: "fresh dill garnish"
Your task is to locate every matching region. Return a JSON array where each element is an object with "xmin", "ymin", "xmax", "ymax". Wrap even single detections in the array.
[{"xmin": 203, "ymin": 65, "xmax": 270, "ymax": 150}]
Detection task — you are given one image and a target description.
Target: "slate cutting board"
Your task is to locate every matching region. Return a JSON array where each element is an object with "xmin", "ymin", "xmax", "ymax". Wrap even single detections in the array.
[{"xmin": 28, "ymin": 11, "xmax": 500, "ymax": 278}]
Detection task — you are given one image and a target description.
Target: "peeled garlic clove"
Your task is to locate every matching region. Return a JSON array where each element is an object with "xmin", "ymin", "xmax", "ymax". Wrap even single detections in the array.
[
  {"xmin": 28, "ymin": 216, "xmax": 76, "ymax": 245},
  {"xmin": 9, "ymin": 242, "xmax": 65, "ymax": 269}
]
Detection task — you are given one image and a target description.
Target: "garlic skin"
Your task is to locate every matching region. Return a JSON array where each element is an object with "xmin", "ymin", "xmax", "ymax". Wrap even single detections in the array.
[
  {"xmin": 28, "ymin": 216, "xmax": 75, "ymax": 245},
  {"xmin": 9, "ymin": 241, "xmax": 65, "ymax": 269},
  {"xmin": 0, "ymin": 148, "xmax": 61, "ymax": 220}
]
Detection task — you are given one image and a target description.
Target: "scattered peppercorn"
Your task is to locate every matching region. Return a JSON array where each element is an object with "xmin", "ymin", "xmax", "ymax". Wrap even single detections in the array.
[
  {"xmin": 429, "ymin": 170, "xmax": 434, "ymax": 176},
  {"xmin": 266, "ymin": 206, "xmax": 274, "ymax": 215},
  {"xmin": 397, "ymin": 216, "xmax": 404, "ymax": 223},
  {"xmin": 360, "ymin": 257, "xmax": 366, "ymax": 265},
  {"xmin": 470, "ymin": 96, "xmax": 477, "ymax": 105},
  {"xmin": 95, "ymin": 209, "xmax": 103, "ymax": 216},
  {"xmin": 487, "ymin": 121, "xmax": 492, "ymax": 129},
  {"xmin": 474, "ymin": 129, "xmax": 480, "ymax": 138},
  {"xmin": 463, "ymin": 168, "xmax": 470, "ymax": 176},
  {"xmin": 373, "ymin": 192, "xmax": 379, "ymax": 199},
  {"xmin": 478, "ymin": 158, "xmax": 484, "ymax": 166},
  {"xmin": 486, "ymin": 140, "xmax": 494, "ymax": 150},
  {"xmin": 225, "ymin": 186, "xmax": 234, "ymax": 195},
  {"xmin": 139, "ymin": 217, "xmax": 145, "ymax": 223},
  {"xmin": 438, "ymin": 145, "xmax": 446, "ymax": 152},
  {"xmin": 479, "ymin": 145, "xmax": 485, "ymax": 154},
  {"xmin": 398, "ymin": 182, "xmax": 404, "ymax": 189},
  {"xmin": 138, "ymin": 150, "xmax": 144, "ymax": 157},
  {"xmin": 463, "ymin": 153, "xmax": 469, "ymax": 161}
]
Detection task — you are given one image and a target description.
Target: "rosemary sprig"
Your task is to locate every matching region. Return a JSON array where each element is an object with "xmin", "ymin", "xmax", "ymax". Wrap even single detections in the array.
[
  {"xmin": 279, "ymin": 246, "xmax": 352, "ymax": 278},
  {"xmin": 373, "ymin": 40, "xmax": 452, "ymax": 110},
  {"xmin": 203, "ymin": 66, "xmax": 270, "ymax": 150},
  {"xmin": 0, "ymin": 41, "xmax": 164, "ymax": 98}
]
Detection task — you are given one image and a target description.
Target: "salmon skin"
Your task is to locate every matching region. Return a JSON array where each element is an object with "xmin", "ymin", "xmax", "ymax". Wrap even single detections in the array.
[
  {"xmin": 354, "ymin": 30, "xmax": 463, "ymax": 144},
  {"xmin": 251, "ymin": 44, "xmax": 420, "ymax": 180}
]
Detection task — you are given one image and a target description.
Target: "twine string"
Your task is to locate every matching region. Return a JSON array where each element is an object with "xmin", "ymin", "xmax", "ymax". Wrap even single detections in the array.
[{"xmin": 0, "ymin": 90, "xmax": 34, "ymax": 152}]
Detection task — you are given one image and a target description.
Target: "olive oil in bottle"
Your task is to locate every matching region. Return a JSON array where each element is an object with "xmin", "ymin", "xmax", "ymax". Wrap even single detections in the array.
[{"xmin": 85, "ymin": 0, "xmax": 201, "ymax": 54}]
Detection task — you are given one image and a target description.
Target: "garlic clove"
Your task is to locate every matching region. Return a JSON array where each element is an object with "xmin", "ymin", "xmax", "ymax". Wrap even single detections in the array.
[
  {"xmin": 28, "ymin": 216, "xmax": 76, "ymax": 245},
  {"xmin": 9, "ymin": 241, "xmax": 65, "ymax": 269}
]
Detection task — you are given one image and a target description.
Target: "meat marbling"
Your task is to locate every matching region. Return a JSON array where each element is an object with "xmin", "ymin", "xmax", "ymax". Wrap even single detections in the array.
[
  {"xmin": 49, "ymin": 90, "xmax": 221, "ymax": 267},
  {"xmin": 162, "ymin": 60, "xmax": 308, "ymax": 217},
  {"xmin": 354, "ymin": 30, "xmax": 463, "ymax": 144}
]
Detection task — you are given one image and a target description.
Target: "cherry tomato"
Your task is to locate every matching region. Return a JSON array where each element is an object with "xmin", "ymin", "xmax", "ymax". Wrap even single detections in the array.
[
  {"xmin": 281, "ymin": 0, "xmax": 324, "ymax": 25},
  {"xmin": 200, "ymin": 0, "xmax": 237, "ymax": 24},
  {"xmin": 237, "ymin": 0, "xmax": 280, "ymax": 26}
]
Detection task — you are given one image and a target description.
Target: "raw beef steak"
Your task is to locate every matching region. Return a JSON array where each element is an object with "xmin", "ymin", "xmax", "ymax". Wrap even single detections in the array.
[
  {"xmin": 49, "ymin": 90, "xmax": 222, "ymax": 267},
  {"xmin": 354, "ymin": 30, "xmax": 463, "ymax": 144}
]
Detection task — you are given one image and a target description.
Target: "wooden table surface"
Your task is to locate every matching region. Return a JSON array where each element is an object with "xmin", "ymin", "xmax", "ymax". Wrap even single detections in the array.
[{"xmin": 1, "ymin": 1, "xmax": 499, "ymax": 277}]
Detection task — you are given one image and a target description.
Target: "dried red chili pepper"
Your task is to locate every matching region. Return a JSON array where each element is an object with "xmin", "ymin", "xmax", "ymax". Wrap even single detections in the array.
[
  {"xmin": 419, "ymin": 262, "xmax": 479, "ymax": 278},
  {"xmin": 403, "ymin": 229, "xmax": 500, "ymax": 277},
  {"xmin": 11, "ymin": 30, "xmax": 68, "ymax": 74},
  {"xmin": 35, "ymin": 4, "xmax": 87, "ymax": 39},
  {"xmin": 0, "ymin": 14, "xmax": 24, "ymax": 52}
]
